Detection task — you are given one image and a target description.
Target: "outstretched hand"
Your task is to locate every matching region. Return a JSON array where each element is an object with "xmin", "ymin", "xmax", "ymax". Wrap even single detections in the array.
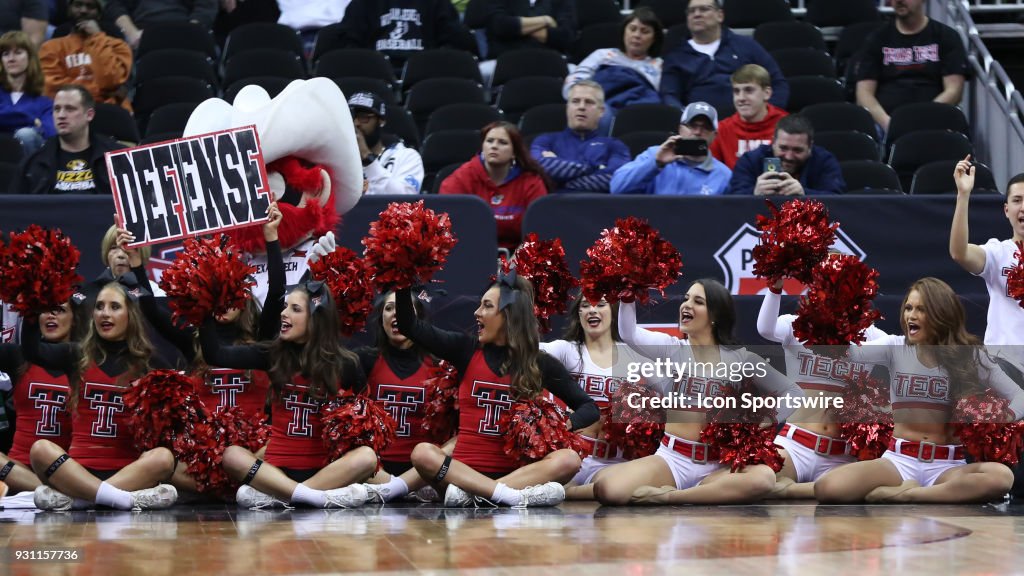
[{"xmin": 307, "ymin": 231, "xmax": 337, "ymax": 264}]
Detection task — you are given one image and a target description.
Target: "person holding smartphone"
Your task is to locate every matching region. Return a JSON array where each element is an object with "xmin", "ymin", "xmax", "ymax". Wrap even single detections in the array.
[
  {"xmin": 726, "ymin": 114, "xmax": 845, "ymax": 196},
  {"xmin": 609, "ymin": 101, "xmax": 731, "ymax": 195}
]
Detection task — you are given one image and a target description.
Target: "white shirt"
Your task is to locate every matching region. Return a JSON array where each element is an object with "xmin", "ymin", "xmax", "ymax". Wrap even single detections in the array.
[
  {"xmin": 364, "ymin": 142, "xmax": 424, "ymax": 195},
  {"xmin": 689, "ymin": 38, "xmax": 721, "ymax": 58},
  {"xmin": 247, "ymin": 238, "xmax": 313, "ymax": 307},
  {"xmin": 975, "ymin": 238, "xmax": 1024, "ymax": 365},
  {"xmin": 278, "ymin": 0, "xmax": 351, "ymax": 30},
  {"xmin": 1, "ymin": 302, "xmax": 19, "ymax": 344},
  {"xmin": 541, "ymin": 339, "xmax": 656, "ymax": 406}
]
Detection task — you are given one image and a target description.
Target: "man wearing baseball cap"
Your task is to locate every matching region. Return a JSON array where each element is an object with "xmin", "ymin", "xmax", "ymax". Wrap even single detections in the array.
[
  {"xmin": 348, "ymin": 91, "xmax": 424, "ymax": 195},
  {"xmin": 610, "ymin": 101, "xmax": 731, "ymax": 195}
]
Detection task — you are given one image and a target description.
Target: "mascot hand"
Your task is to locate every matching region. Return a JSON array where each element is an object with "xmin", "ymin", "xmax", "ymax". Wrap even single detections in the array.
[{"xmin": 307, "ymin": 231, "xmax": 337, "ymax": 264}]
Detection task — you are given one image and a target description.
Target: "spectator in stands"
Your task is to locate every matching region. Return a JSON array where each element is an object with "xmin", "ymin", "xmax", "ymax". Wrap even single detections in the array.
[
  {"xmin": 710, "ymin": 64, "xmax": 787, "ymax": 169},
  {"xmin": 326, "ymin": 0, "xmax": 476, "ymax": 68},
  {"xmin": 348, "ymin": 90, "xmax": 424, "ymax": 195},
  {"xmin": 563, "ymin": 7, "xmax": 663, "ymax": 135},
  {"xmin": 530, "ymin": 80, "xmax": 631, "ymax": 193},
  {"xmin": 0, "ymin": 30, "xmax": 54, "ymax": 155},
  {"xmin": 276, "ymin": 0, "xmax": 347, "ymax": 51},
  {"xmin": 15, "ymin": 83, "xmax": 124, "ymax": 195},
  {"xmin": 610, "ymin": 101, "xmax": 730, "ymax": 196},
  {"xmin": 727, "ymin": 115, "xmax": 844, "ymax": 196},
  {"xmin": 106, "ymin": 0, "xmax": 219, "ymax": 49},
  {"xmin": 481, "ymin": 0, "xmax": 576, "ymax": 59},
  {"xmin": 950, "ymin": 157, "xmax": 1024, "ymax": 370},
  {"xmin": 0, "ymin": 0, "xmax": 47, "ymax": 47},
  {"xmin": 855, "ymin": 0, "xmax": 967, "ymax": 132},
  {"xmin": 439, "ymin": 121, "xmax": 548, "ymax": 251},
  {"xmin": 39, "ymin": 0, "xmax": 132, "ymax": 111},
  {"xmin": 661, "ymin": 0, "xmax": 788, "ymax": 115}
]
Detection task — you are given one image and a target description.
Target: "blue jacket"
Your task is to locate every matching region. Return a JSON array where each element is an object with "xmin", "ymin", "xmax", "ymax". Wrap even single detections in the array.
[
  {"xmin": 610, "ymin": 146, "xmax": 731, "ymax": 195},
  {"xmin": 661, "ymin": 29, "xmax": 789, "ymax": 113},
  {"xmin": 0, "ymin": 90, "xmax": 56, "ymax": 138},
  {"xmin": 726, "ymin": 144, "xmax": 845, "ymax": 195},
  {"xmin": 530, "ymin": 128, "xmax": 631, "ymax": 193}
]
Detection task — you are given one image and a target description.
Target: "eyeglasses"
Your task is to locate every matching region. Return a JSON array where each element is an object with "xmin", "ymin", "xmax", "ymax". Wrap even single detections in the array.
[{"xmin": 687, "ymin": 5, "xmax": 719, "ymax": 15}]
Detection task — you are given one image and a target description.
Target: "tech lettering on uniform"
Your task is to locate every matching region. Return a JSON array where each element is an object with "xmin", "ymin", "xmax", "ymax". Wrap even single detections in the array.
[{"xmin": 109, "ymin": 127, "xmax": 269, "ymax": 244}]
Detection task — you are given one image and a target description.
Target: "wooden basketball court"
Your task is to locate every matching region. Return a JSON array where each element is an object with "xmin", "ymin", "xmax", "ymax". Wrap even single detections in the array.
[{"xmin": 2, "ymin": 501, "xmax": 1022, "ymax": 574}]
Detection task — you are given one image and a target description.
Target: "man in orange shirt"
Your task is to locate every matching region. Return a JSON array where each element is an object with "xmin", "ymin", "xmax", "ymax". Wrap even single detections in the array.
[
  {"xmin": 710, "ymin": 64, "xmax": 787, "ymax": 169},
  {"xmin": 39, "ymin": 0, "xmax": 132, "ymax": 111}
]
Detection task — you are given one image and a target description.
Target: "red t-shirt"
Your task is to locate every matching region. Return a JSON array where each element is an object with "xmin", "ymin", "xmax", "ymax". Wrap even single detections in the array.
[
  {"xmin": 9, "ymin": 364, "xmax": 72, "ymax": 463},
  {"xmin": 195, "ymin": 367, "xmax": 270, "ymax": 417},
  {"xmin": 70, "ymin": 364, "xmax": 139, "ymax": 470},
  {"xmin": 264, "ymin": 375, "xmax": 329, "ymax": 469},
  {"xmin": 452, "ymin": 351, "xmax": 518, "ymax": 474},
  {"xmin": 367, "ymin": 356, "xmax": 434, "ymax": 462}
]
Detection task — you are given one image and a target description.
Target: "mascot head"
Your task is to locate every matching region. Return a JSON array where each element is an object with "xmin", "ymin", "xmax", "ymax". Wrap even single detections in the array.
[{"xmin": 183, "ymin": 78, "xmax": 362, "ymax": 252}]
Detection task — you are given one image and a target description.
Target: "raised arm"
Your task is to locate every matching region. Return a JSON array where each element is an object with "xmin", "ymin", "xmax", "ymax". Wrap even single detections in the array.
[
  {"xmin": 258, "ymin": 206, "xmax": 285, "ymax": 340},
  {"xmin": 949, "ymin": 156, "xmax": 987, "ymax": 275},
  {"xmin": 394, "ymin": 287, "xmax": 477, "ymax": 372},
  {"xmin": 756, "ymin": 288, "xmax": 791, "ymax": 343},
  {"xmin": 199, "ymin": 319, "xmax": 269, "ymax": 371}
]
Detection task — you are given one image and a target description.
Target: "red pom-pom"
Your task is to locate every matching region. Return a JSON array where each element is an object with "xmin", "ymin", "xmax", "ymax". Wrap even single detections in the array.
[
  {"xmin": 752, "ymin": 199, "xmax": 837, "ymax": 286},
  {"xmin": 792, "ymin": 254, "xmax": 883, "ymax": 354},
  {"xmin": 362, "ymin": 200, "xmax": 458, "ymax": 290},
  {"xmin": 216, "ymin": 405, "xmax": 270, "ymax": 454},
  {"xmin": 419, "ymin": 360, "xmax": 460, "ymax": 443},
  {"xmin": 124, "ymin": 370, "xmax": 235, "ymax": 493},
  {"xmin": 309, "ymin": 246, "xmax": 374, "ymax": 336},
  {"xmin": 500, "ymin": 397, "xmax": 588, "ymax": 465},
  {"xmin": 320, "ymin": 394, "xmax": 397, "ymax": 464},
  {"xmin": 579, "ymin": 217, "xmax": 682, "ymax": 305},
  {"xmin": 158, "ymin": 234, "xmax": 256, "ymax": 328},
  {"xmin": 832, "ymin": 371, "xmax": 893, "ymax": 460},
  {"xmin": 502, "ymin": 234, "xmax": 578, "ymax": 333},
  {"xmin": 0, "ymin": 226, "xmax": 82, "ymax": 315},
  {"xmin": 602, "ymin": 381, "xmax": 665, "ymax": 459},
  {"xmin": 700, "ymin": 381, "xmax": 784, "ymax": 472},
  {"xmin": 953, "ymin": 390, "xmax": 1024, "ymax": 466},
  {"xmin": 1007, "ymin": 241, "xmax": 1024, "ymax": 309}
]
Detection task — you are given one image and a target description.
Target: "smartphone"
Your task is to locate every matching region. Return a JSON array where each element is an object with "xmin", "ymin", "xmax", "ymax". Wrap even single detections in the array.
[
  {"xmin": 763, "ymin": 157, "xmax": 783, "ymax": 177},
  {"xmin": 673, "ymin": 138, "xmax": 708, "ymax": 156}
]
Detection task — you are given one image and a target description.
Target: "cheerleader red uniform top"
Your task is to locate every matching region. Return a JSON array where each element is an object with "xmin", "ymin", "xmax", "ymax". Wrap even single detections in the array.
[
  {"xmin": 0, "ymin": 344, "xmax": 72, "ymax": 464},
  {"xmin": 395, "ymin": 287, "xmax": 599, "ymax": 474},
  {"xmin": 358, "ymin": 346, "xmax": 437, "ymax": 463},
  {"xmin": 199, "ymin": 324, "xmax": 365, "ymax": 469},
  {"xmin": 133, "ymin": 241, "xmax": 283, "ymax": 416},
  {"xmin": 848, "ymin": 335, "xmax": 1024, "ymax": 417},
  {"xmin": 24, "ymin": 324, "xmax": 169, "ymax": 471}
]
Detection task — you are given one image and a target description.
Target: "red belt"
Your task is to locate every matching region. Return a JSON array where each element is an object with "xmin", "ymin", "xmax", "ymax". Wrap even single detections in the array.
[
  {"xmin": 779, "ymin": 424, "xmax": 848, "ymax": 456},
  {"xmin": 580, "ymin": 436, "xmax": 618, "ymax": 460},
  {"xmin": 660, "ymin": 435, "xmax": 718, "ymax": 464},
  {"xmin": 887, "ymin": 438, "xmax": 965, "ymax": 462}
]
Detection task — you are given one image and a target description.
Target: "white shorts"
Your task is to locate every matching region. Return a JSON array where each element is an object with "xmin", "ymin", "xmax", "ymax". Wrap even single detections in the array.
[
  {"xmin": 572, "ymin": 455, "xmax": 627, "ymax": 486},
  {"xmin": 774, "ymin": 425, "xmax": 855, "ymax": 483},
  {"xmin": 654, "ymin": 433, "xmax": 723, "ymax": 490},
  {"xmin": 881, "ymin": 448, "xmax": 965, "ymax": 487}
]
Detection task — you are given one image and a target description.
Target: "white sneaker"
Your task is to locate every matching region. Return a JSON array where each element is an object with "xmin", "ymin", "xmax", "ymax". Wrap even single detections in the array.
[
  {"xmin": 513, "ymin": 482, "xmax": 565, "ymax": 508},
  {"xmin": 443, "ymin": 484, "xmax": 474, "ymax": 508},
  {"xmin": 362, "ymin": 483, "xmax": 392, "ymax": 504},
  {"xmin": 129, "ymin": 484, "xmax": 178, "ymax": 510},
  {"xmin": 34, "ymin": 485, "xmax": 73, "ymax": 511},
  {"xmin": 323, "ymin": 484, "xmax": 369, "ymax": 508},
  {"xmin": 236, "ymin": 485, "xmax": 292, "ymax": 509}
]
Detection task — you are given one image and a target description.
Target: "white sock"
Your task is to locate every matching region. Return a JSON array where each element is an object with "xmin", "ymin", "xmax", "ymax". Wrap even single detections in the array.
[
  {"xmin": 490, "ymin": 482, "xmax": 520, "ymax": 506},
  {"xmin": 94, "ymin": 482, "xmax": 133, "ymax": 510},
  {"xmin": 290, "ymin": 483, "xmax": 326, "ymax": 507},
  {"xmin": 381, "ymin": 476, "xmax": 409, "ymax": 501}
]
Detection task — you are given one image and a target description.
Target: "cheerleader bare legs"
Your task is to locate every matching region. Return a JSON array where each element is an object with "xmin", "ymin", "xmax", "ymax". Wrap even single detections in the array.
[
  {"xmin": 397, "ymin": 277, "xmax": 600, "ymax": 508},
  {"xmin": 28, "ymin": 282, "xmax": 177, "ymax": 511},
  {"xmin": 950, "ymin": 157, "xmax": 1024, "ymax": 369},
  {"xmin": 815, "ymin": 278, "xmax": 1024, "ymax": 504},
  {"xmin": 757, "ymin": 282, "xmax": 888, "ymax": 499},
  {"xmin": 541, "ymin": 295, "xmax": 652, "ymax": 500},
  {"xmin": 0, "ymin": 301, "xmax": 79, "ymax": 495},
  {"xmin": 201, "ymin": 284, "xmax": 376, "ymax": 509},
  {"xmin": 592, "ymin": 279, "xmax": 804, "ymax": 506},
  {"xmin": 358, "ymin": 291, "xmax": 455, "ymax": 503}
]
